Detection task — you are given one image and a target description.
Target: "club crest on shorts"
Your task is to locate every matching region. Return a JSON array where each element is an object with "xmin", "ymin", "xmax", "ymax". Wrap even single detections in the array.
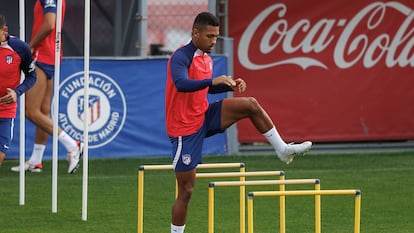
[
  {"xmin": 182, "ymin": 154, "xmax": 192, "ymax": 165},
  {"xmin": 55, "ymin": 70, "xmax": 127, "ymax": 148}
]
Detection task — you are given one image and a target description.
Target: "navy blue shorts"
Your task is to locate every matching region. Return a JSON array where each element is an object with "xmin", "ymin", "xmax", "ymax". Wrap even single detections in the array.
[
  {"xmin": 0, "ymin": 118, "xmax": 14, "ymax": 154},
  {"xmin": 36, "ymin": 62, "xmax": 55, "ymax": 80},
  {"xmin": 170, "ymin": 100, "xmax": 225, "ymax": 172}
]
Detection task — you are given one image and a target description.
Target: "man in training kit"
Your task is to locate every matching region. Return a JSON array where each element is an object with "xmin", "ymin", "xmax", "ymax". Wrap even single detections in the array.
[
  {"xmin": 0, "ymin": 14, "xmax": 36, "ymax": 168},
  {"xmin": 11, "ymin": 0, "xmax": 83, "ymax": 174},
  {"xmin": 165, "ymin": 12, "xmax": 312, "ymax": 233}
]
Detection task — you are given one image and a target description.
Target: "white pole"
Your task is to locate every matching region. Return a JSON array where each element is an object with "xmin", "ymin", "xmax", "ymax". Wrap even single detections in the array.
[
  {"xmin": 82, "ymin": 0, "xmax": 91, "ymax": 221},
  {"xmin": 52, "ymin": 0, "xmax": 64, "ymax": 213},
  {"xmin": 18, "ymin": 0, "xmax": 26, "ymax": 206}
]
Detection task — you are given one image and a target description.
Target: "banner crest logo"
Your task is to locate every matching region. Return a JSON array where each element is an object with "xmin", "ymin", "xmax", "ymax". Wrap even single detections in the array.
[{"xmin": 56, "ymin": 71, "xmax": 127, "ymax": 148}]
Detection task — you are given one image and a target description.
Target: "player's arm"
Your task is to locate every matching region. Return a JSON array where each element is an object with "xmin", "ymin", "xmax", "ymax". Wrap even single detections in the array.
[
  {"xmin": 208, "ymin": 76, "xmax": 233, "ymax": 93},
  {"xmin": 170, "ymin": 51, "xmax": 212, "ymax": 92},
  {"xmin": 231, "ymin": 77, "xmax": 247, "ymax": 93},
  {"xmin": 15, "ymin": 42, "xmax": 36, "ymax": 96},
  {"xmin": 29, "ymin": 11, "xmax": 56, "ymax": 50},
  {"xmin": 209, "ymin": 76, "xmax": 247, "ymax": 93}
]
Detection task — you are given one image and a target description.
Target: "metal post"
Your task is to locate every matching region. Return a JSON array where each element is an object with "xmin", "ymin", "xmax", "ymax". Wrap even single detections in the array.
[
  {"xmin": 114, "ymin": 1, "xmax": 122, "ymax": 56},
  {"xmin": 221, "ymin": 37, "xmax": 239, "ymax": 155},
  {"xmin": 18, "ymin": 0, "xmax": 26, "ymax": 207},
  {"xmin": 137, "ymin": 0, "xmax": 147, "ymax": 56}
]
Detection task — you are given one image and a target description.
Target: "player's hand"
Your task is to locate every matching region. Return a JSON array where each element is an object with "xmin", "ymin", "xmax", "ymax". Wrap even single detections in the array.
[
  {"xmin": 212, "ymin": 75, "xmax": 236, "ymax": 87},
  {"xmin": 233, "ymin": 78, "xmax": 247, "ymax": 93},
  {"xmin": 0, "ymin": 88, "xmax": 17, "ymax": 104}
]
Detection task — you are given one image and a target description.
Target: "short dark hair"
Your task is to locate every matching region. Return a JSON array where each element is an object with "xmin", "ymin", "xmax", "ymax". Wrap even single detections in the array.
[
  {"xmin": 192, "ymin": 12, "xmax": 219, "ymax": 31},
  {"xmin": 0, "ymin": 14, "xmax": 6, "ymax": 28}
]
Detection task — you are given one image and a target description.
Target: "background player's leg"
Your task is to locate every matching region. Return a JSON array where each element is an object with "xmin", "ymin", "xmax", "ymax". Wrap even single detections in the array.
[
  {"xmin": 24, "ymin": 66, "xmax": 59, "ymax": 136},
  {"xmin": 28, "ymin": 72, "xmax": 52, "ymax": 166},
  {"xmin": 24, "ymin": 67, "xmax": 50, "ymax": 170},
  {"xmin": 0, "ymin": 151, "xmax": 5, "ymax": 166}
]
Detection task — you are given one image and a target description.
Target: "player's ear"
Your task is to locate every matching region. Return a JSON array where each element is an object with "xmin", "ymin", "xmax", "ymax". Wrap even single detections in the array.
[
  {"xmin": 192, "ymin": 28, "xmax": 199, "ymax": 38},
  {"xmin": 1, "ymin": 25, "xmax": 8, "ymax": 38}
]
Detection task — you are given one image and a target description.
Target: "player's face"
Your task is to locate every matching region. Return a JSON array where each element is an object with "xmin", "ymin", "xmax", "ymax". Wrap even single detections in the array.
[
  {"xmin": 193, "ymin": 25, "xmax": 219, "ymax": 53},
  {"xmin": 0, "ymin": 25, "xmax": 7, "ymax": 42}
]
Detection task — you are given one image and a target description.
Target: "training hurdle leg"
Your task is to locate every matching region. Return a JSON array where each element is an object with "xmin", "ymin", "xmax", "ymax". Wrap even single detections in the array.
[
  {"xmin": 247, "ymin": 189, "xmax": 362, "ymax": 233},
  {"xmin": 280, "ymin": 181, "xmax": 321, "ymax": 233},
  {"xmin": 315, "ymin": 182, "xmax": 321, "ymax": 233},
  {"xmin": 279, "ymin": 174, "xmax": 285, "ymax": 233},
  {"xmin": 208, "ymin": 179, "xmax": 320, "ymax": 233},
  {"xmin": 195, "ymin": 171, "xmax": 284, "ymax": 233},
  {"xmin": 137, "ymin": 162, "xmax": 244, "ymax": 233}
]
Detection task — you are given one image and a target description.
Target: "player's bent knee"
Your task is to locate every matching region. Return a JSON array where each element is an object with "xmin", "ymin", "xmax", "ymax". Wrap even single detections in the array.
[
  {"xmin": 246, "ymin": 97, "xmax": 262, "ymax": 114},
  {"xmin": 24, "ymin": 109, "xmax": 43, "ymax": 123}
]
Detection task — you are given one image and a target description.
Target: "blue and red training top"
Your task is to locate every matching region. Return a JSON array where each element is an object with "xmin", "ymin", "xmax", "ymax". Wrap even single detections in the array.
[
  {"xmin": 165, "ymin": 40, "xmax": 231, "ymax": 137},
  {"xmin": 0, "ymin": 36, "xmax": 36, "ymax": 118}
]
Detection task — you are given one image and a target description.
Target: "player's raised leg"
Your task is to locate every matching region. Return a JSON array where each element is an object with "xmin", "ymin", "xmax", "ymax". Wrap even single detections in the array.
[{"xmin": 221, "ymin": 97, "xmax": 312, "ymax": 164}]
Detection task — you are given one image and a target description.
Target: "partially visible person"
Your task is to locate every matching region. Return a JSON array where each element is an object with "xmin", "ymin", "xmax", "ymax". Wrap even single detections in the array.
[
  {"xmin": 0, "ymin": 14, "xmax": 36, "ymax": 168},
  {"xmin": 11, "ymin": 0, "xmax": 82, "ymax": 174},
  {"xmin": 166, "ymin": 12, "xmax": 312, "ymax": 233}
]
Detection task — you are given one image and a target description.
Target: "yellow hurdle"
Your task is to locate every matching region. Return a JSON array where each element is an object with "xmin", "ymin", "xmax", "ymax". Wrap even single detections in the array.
[
  {"xmin": 247, "ymin": 189, "xmax": 362, "ymax": 233},
  {"xmin": 195, "ymin": 171, "xmax": 284, "ymax": 233},
  {"xmin": 208, "ymin": 179, "xmax": 320, "ymax": 233},
  {"xmin": 137, "ymin": 163, "xmax": 245, "ymax": 233}
]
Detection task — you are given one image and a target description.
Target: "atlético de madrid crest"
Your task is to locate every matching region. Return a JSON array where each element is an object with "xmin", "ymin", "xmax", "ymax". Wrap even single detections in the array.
[
  {"xmin": 182, "ymin": 154, "xmax": 192, "ymax": 166},
  {"xmin": 6, "ymin": 55, "xmax": 13, "ymax": 64},
  {"xmin": 54, "ymin": 71, "xmax": 127, "ymax": 148}
]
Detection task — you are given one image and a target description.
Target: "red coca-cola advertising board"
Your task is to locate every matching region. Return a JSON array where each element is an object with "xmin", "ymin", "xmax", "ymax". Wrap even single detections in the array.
[{"xmin": 228, "ymin": 0, "xmax": 414, "ymax": 143}]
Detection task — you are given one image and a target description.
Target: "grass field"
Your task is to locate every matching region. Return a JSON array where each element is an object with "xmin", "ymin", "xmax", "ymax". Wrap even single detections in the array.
[{"xmin": 0, "ymin": 151, "xmax": 413, "ymax": 233}]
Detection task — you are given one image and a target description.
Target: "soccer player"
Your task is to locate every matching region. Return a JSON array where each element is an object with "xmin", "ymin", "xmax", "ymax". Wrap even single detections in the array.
[
  {"xmin": 11, "ymin": 0, "xmax": 82, "ymax": 174},
  {"xmin": 0, "ymin": 15, "xmax": 36, "ymax": 168},
  {"xmin": 165, "ymin": 12, "xmax": 312, "ymax": 233}
]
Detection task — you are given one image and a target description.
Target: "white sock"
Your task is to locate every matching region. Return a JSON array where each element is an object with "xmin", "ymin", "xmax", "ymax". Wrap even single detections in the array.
[
  {"xmin": 171, "ymin": 224, "xmax": 185, "ymax": 233},
  {"xmin": 28, "ymin": 144, "xmax": 46, "ymax": 165},
  {"xmin": 58, "ymin": 131, "xmax": 77, "ymax": 152},
  {"xmin": 262, "ymin": 126, "xmax": 287, "ymax": 155}
]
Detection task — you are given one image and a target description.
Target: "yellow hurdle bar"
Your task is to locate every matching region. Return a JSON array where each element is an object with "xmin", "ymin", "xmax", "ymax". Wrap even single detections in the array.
[
  {"xmin": 208, "ymin": 179, "xmax": 320, "ymax": 233},
  {"xmin": 137, "ymin": 162, "xmax": 245, "ymax": 233},
  {"xmin": 211, "ymin": 179, "xmax": 319, "ymax": 187},
  {"xmin": 196, "ymin": 171, "xmax": 283, "ymax": 178},
  {"xmin": 247, "ymin": 189, "xmax": 362, "ymax": 233},
  {"xmin": 140, "ymin": 162, "xmax": 245, "ymax": 171},
  {"xmin": 198, "ymin": 171, "xmax": 285, "ymax": 233},
  {"xmin": 198, "ymin": 168, "xmax": 284, "ymax": 232}
]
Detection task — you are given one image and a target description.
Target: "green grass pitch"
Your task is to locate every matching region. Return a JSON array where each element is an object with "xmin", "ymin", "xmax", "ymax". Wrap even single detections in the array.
[{"xmin": 0, "ymin": 151, "xmax": 413, "ymax": 232}]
